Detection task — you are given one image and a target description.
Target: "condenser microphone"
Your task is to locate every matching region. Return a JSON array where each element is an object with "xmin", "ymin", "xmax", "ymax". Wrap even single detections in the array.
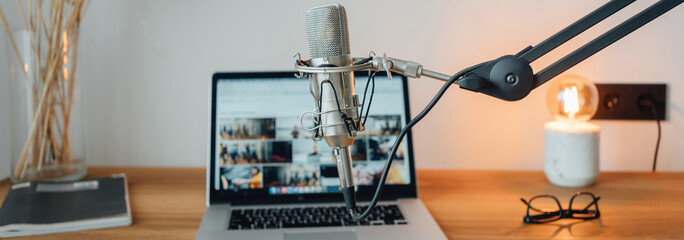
[{"xmin": 305, "ymin": 4, "xmax": 362, "ymax": 213}]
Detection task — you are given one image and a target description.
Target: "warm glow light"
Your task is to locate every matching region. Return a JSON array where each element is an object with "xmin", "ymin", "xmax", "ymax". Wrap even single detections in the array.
[
  {"xmin": 546, "ymin": 76, "xmax": 598, "ymax": 122},
  {"xmin": 23, "ymin": 63, "xmax": 28, "ymax": 72},
  {"xmin": 563, "ymin": 86, "xmax": 579, "ymax": 119},
  {"xmin": 63, "ymin": 67, "xmax": 68, "ymax": 80}
]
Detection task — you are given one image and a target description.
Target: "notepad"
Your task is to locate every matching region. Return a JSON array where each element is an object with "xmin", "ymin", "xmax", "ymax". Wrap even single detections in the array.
[{"xmin": 0, "ymin": 174, "xmax": 132, "ymax": 238}]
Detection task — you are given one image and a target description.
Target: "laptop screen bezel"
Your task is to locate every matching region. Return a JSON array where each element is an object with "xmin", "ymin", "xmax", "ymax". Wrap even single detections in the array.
[{"xmin": 208, "ymin": 71, "xmax": 417, "ymax": 205}]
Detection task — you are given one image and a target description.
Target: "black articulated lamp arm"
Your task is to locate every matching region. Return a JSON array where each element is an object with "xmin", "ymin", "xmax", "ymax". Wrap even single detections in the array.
[{"xmin": 455, "ymin": 0, "xmax": 683, "ymax": 101}]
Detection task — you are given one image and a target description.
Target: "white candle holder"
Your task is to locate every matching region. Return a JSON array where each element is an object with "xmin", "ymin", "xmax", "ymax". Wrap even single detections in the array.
[{"xmin": 544, "ymin": 121, "xmax": 600, "ymax": 187}]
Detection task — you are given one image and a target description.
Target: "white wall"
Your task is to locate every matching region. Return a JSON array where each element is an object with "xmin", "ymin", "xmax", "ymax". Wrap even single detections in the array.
[{"xmin": 2, "ymin": 0, "xmax": 683, "ymax": 171}]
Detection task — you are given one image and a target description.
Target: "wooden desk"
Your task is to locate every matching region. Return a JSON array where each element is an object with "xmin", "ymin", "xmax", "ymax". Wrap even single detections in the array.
[{"xmin": 1, "ymin": 167, "xmax": 683, "ymax": 239}]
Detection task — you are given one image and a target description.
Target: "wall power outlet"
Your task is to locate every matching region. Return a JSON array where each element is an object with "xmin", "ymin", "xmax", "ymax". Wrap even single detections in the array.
[{"xmin": 592, "ymin": 84, "xmax": 666, "ymax": 120}]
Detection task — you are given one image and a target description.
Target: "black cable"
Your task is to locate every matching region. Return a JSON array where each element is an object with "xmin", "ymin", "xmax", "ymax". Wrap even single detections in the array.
[
  {"xmin": 356, "ymin": 57, "xmax": 377, "ymax": 126},
  {"xmin": 648, "ymin": 100, "xmax": 661, "ymax": 172},
  {"xmin": 310, "ymin": 57, "xmax": 379, "ymax": 133},
  {"xmin": 354, "ymin": 56, "xmax": 374, "ymax": 65},
  {"xmin": 317, "ymin": 71, "xmax": 376, "ymax": 136},
  {"xmin": 318, "ymin": 80, "xmax": 344, "ymax": 113},
  {"xmin": 346, "ymin": 61, "xmax": 490, "ymax": 221},
  {"xmin": 358, "ymin": 71, "xmax": 376, "ymax": 126},
  {"xmin": 318, "ymin": 80, "xmax": 357, "ymax": 136},
  {"xmin": 358, "ymin": 72, "xmax": 371, "ymax": 121},
  {"xmin": 363, "ymin": 73, "xmax": 375, "ymax": 125}
]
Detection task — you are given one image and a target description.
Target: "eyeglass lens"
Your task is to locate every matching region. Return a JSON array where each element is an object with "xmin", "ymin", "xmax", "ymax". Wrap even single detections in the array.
[
  {"xmin": 528, "ymin": 196, "xmax": 563, "ymax": 222},
  {"xmin": 569, "ymin": 193, "xmax": 599, "ymax": 219}
]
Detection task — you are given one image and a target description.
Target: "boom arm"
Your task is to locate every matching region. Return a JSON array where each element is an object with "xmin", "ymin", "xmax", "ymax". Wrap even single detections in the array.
[{"xmin": 371, "ymin": 0, "xmax": 683, "ymax": 101}]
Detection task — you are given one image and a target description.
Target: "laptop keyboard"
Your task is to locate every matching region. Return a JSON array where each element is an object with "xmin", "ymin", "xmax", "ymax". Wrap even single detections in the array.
[{"xmin": 228, "ymin": 204, "xmax": 407, "ymax": 230}]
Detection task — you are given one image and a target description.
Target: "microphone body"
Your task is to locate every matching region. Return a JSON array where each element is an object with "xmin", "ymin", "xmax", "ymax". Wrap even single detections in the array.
[{"xmin": 305, "ymin": 4, "xmax": 361, "ymax": 211}]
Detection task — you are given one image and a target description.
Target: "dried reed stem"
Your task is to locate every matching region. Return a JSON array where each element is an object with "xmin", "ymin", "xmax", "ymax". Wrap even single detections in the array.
[
  {"xmin": 0, "ymin": 6, "xmax": 26, "ymax": 76},
  {"xmin": 6, "ymin": 0, "xmax": 88, "ymax": 179},
  {"xmin": 15, "ymin": 0, "xmax": 28, "ymax": 29}
]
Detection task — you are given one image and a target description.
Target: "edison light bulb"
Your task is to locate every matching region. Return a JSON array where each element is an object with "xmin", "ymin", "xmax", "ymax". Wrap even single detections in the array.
[
  {"xmin": 545, "ymin": 76, "xmax": 599, "ymax": 122},
  {"xmin": 544, "ymin": 75, "xmax": 600, "ymax": 188}
]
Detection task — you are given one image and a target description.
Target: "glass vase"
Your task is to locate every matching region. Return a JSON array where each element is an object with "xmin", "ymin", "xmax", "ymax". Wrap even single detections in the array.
[{"xmin": 7, "ymin": 29, "xmax": 87, "ymax": 183}]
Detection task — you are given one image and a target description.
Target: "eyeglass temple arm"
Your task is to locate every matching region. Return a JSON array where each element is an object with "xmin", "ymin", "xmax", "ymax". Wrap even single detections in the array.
[
  {"xmin": 580, "ymin": 196, "xmax": 601, "ymax": 212},
  {"xmin": 521, "ymin": 198, "xmax": 554, "ymax": 213}
]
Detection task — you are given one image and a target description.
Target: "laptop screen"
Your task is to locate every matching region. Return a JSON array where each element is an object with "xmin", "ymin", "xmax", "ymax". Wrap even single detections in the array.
[{"xmin": 209, "ymin": 72, "xmax": 416, "ymax": 204}]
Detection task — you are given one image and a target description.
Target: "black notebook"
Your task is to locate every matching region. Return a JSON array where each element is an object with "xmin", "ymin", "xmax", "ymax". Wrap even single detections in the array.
[{"xmin": 0, "ymin": 174, "xmax": 132, "ymax": 238}]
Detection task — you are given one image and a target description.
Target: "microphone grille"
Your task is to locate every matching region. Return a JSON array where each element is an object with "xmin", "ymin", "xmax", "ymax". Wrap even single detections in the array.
[{"xmin": 306, "ymin": 4, "xmax": 350, "ymax": 59}]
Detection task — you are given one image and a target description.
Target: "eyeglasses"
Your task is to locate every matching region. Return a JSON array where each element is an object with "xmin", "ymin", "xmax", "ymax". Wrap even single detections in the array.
[{"xmin": 521, "ymin": 192, "xmax": 601, "ymax": 223}]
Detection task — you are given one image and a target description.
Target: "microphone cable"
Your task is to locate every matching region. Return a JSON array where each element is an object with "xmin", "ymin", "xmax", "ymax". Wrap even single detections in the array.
[
  {"xmin": 308, "ymin": 57, "xmax": 379, "ymax": 139},
  {"xmin": 312, "ymin": 69, "xmax": 376, "ymax": 138},
  {"xmin": 346, "ymin": 61, "xmax": 491, "ymax": 221}
]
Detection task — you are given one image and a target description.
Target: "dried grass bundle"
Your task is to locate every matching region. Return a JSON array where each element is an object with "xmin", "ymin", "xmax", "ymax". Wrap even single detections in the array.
[{"xmin": 1, "ymin": 0, "xmax": 90, "ymax": 180}]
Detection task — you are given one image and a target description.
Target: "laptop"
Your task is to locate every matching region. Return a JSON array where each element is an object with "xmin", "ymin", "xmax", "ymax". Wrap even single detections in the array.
[{"xmin": 197, "ymin": 71, "xmax": 446, "ymax": 240}]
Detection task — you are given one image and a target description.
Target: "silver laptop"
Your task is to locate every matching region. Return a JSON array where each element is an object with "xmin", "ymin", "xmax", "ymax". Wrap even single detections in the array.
[{"xmin": 197, "ymin": 72, "xmax": 446, "ymax": 240}]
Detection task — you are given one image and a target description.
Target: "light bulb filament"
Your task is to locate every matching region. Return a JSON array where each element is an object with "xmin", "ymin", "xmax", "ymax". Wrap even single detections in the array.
[{"xmin": 563, "ymin": 86, "xmax": 579, "ymax": 119}]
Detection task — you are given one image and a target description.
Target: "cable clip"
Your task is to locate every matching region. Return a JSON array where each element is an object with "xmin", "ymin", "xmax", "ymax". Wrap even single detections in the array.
[
  {"xmin": 381, "ymin": 53, "xmax": 392, "ymax": 80},
  {"xmin": 293, "ymin": 53, "xmax": 308, "ymax": 78}
]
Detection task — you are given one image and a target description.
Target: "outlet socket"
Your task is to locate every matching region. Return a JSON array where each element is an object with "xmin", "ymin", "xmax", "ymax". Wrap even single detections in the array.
[{"xmin": 593, "ymin": 84, "xmax": 666, "ymax": 120}]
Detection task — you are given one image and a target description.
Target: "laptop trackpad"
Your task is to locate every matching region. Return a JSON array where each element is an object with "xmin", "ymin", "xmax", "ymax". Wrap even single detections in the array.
[{"xmin": 284, "ymin": 230, "xmax": 358, "ymax": 240}]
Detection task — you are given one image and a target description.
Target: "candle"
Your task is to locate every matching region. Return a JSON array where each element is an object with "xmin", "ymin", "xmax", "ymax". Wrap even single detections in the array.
[{"xmin": 544, "ymin": 76, "xmax": 600, "ymax": 187}]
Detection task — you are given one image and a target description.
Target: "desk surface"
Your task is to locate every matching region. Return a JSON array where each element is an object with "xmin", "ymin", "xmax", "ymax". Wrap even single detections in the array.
[{"xmin": 1, "ymin": 167, "xmax": 683, "ymax": 239}]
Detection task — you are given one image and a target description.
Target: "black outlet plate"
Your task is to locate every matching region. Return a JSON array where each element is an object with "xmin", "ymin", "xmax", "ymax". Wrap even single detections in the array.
[{"xmin": 593, "ymin": 84, "xmax": 666, "ymax": 120}]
